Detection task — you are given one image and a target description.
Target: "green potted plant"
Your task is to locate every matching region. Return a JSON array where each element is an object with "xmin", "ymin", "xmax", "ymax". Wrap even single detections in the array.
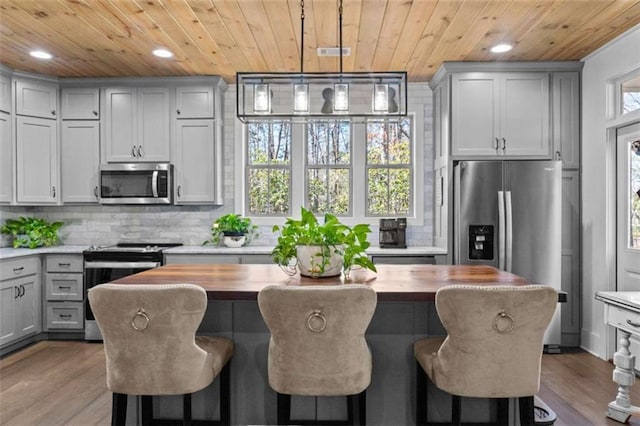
[
  {"xmin": 203, "ymin": 213, "xmax": 258, "ymax": 248},
  {"xmin": 1, "ymin": 216, "xmax": 64, "ymax": 248},
  {"xmin": 271, "ymin": 206, "xmax": 376, "ymax": 278}
]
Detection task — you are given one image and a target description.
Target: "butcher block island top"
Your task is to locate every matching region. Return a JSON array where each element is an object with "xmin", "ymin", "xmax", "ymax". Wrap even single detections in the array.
[{"xmin": 111, "ymin": 263, "xmax": 530, "ymax": 302}]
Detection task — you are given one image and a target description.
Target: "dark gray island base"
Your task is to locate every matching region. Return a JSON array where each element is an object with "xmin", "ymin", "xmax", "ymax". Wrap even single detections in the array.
[{"xmin": 111, "ymin": 264, "xmax": 533, "ymax": 425}]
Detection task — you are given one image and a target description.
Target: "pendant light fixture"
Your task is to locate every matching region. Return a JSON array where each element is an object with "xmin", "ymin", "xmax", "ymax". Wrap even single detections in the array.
[{"xmin": 236, "ymin": 0, "xmax": 407, "ymax": 123}]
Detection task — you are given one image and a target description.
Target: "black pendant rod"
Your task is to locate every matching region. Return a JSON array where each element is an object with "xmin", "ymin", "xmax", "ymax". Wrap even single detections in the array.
[
  {"xmin": 300, "ymin": 0, "xmax": 305, "ymax": 73},
  {"xmin": 339, "ymin": 0, "xmax": 343, "ymax": 73}
]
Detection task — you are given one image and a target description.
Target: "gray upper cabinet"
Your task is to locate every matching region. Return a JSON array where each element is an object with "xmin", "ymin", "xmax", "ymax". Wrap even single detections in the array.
[
  {"xmin": 61, "ymin": 88, "xmax": 100, "ymax": 120},
  {"xmin": 16, "ymin": 116, "xmax": 58, "ymax": 204},
  {"xmin": 15, "ymin": 79, "xmax": 58, "ymax": 119},
  {"xmin": 552, "ymin": 72, "xmax": 580, "ymax": 169},
  {"xmin": 61, "ymin": 121, "xmax": 100, "ymax": 203},
  {"xmin": 451, "ymin": 72, "xmax": 550, "ymax": 158},
  {"xmin": 0, "ymin": 112, "xmax": 11, "ymax": 204},
  {"xmin": 0, "ymin": 73, "xmax": 11, "ymax": 113},
  {"xmin": 175, "ymin": 86, "xmax": 215, "ymax": 119},
  {"xmin": 104, "ymin": 87, "xmax": 170, "ymax": 162}
]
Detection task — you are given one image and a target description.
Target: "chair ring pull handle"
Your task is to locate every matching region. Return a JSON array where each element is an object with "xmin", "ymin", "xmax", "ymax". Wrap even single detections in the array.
[
  {"xmin": 492, "ymin": 310, "xmax": 514, "ymax": 334},
  {"xmin": 131, "ymin": 308, "xmax": 150, "ymax": 331},
  {"xmin": 307, "ymin": 310, "xmax": 327, "ymax": 333}
]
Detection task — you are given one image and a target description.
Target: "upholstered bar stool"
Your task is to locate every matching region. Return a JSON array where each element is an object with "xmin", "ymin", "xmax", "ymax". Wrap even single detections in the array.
[
  {"xmin": 414, "ymin": 285, "xmax": 557, "ymax": 426},
  {"xmin": 258, "ymin": 284, "xmax": 377, "ymax": 425},
  {"xmin": 88, "ymin": 283, "xmax": 233, "ymax": 426}
]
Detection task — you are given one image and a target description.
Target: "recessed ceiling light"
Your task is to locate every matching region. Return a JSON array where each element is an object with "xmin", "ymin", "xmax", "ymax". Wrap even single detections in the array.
[
  {"xmin": 30, "ymin": 50, "xmax": 53, "ymax": 60},
  {"xmin": 490, "ymin": 44, "xmax": 513, "ymax": 53},
  {"xmin": 153, "ymin": 49, "xmax": 173, "ymax": 58}
]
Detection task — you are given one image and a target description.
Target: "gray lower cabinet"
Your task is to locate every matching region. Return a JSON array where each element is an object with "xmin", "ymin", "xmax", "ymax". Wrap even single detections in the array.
[
  {"xmin": 0, "ymin": 257, "xmax": 42, "ymax": 348},
  {"xmin": 44, "ymin": 255, "xmax": 84, "ymax": 331}
]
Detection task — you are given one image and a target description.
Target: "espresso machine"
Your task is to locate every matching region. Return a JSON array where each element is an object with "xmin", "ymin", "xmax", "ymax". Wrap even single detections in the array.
[{"xmin": 379, "ymin": 218, "xmax": 407, "ymax": 248}]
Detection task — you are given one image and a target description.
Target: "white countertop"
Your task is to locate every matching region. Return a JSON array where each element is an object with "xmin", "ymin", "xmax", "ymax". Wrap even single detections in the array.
[
  {"xmin": 0, "ymin": 245, "xmax": 89, "ymax": 260},
  {"xmin": 163, "ymin": 245, "xmax": 448, "ymax": 256},
  {"xmin": 595, "ymin": 291, "xmax": 640, "ymax": 312},
  {"xmin": 0, "ymin": 245, "xmax": 447, "ymax": 260}
]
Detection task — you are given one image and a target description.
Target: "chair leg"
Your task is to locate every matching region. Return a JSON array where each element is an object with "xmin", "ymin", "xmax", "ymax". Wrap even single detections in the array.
[
  {"xmin": 112, "ymin": 393, "xmax": 127, "ymax": 426},
  {"xmin": 219, "ymin": 362, "xmax": 231, "ymax": 425},
  {"xmin": 416, "ymin": 362, "xmax": 428, "ymax": 426},
  {"xmin": 141, "ymin": 395, "xmax": 153, "ymax": 426},
  {"xmin": 451, "ymin": 395, "xmax": 461, "ymax": 426},
  {"xmin": 496, "ymin": 398, "xmax": 509, "ymax": 426},
  {"xmin": 356, "ymin": 390, "xmax": 366, "ymax": 426},
  {"xmin": 183, "ymin": 393, "xmax": 192, "ymax": 426},
  {"xmin": 277, "ymin": 392, "xmax": 291, "ymax": 425},
  {"xmin": 519, "ymin": 396, "xmax": 535, "ymax": 426}
]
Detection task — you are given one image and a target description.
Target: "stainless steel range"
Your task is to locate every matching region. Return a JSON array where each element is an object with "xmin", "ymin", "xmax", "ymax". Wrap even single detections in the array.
[{"xmin": 83, "ymin": 242, "xmax": 182, "ymax": 341}]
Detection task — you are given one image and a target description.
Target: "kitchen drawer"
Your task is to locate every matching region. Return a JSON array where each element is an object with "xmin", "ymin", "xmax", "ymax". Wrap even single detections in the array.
[
  {"xmin": 0, "ymin": 256, "xmax": 39, "ymax": 281},
  {"xmin": 46, "ymin": 302, "xmax": 83, "ymax": 330},
  {"xmin": 46, "ymin": 255, "xmax": 83, "ymax": 273},
  {"xmin": 46, "ymin": 274, "xmax": 83, "ymax": 301},
  {"xmin": 606, "ymin": 304, "xmax": 640, "ymax": 335}
]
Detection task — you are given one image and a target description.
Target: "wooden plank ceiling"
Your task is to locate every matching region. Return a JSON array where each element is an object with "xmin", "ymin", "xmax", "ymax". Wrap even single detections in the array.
[{"xmin": 1, "ymin": 0, "xmax": 639, "ymax": 83}]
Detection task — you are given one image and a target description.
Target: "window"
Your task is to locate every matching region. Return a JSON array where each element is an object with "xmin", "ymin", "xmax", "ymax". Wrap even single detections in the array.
[
  {"xmin": 306, "ymin": 121, "xmax": 351, "ymax": 215},
  {"xmin": 366, "ymin": 118, "xmax": 412, "ymax": 216},
  {"xmin": 246, "ymin": 122, "xmax": 291, "ymax": 215},
  {"xmin": 244, "ymin": 115, "xmax": 419, "ymax": 223}
]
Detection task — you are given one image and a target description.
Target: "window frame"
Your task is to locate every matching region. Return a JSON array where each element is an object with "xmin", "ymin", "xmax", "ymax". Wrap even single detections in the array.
[{"xmin": 235, "ymin": 112, "xmax": 424, "ymax": 227}]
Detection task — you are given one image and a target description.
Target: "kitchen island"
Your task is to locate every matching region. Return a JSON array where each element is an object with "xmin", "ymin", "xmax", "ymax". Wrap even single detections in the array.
[{"xmin": 110, "ymin": 264, "xmax": 534, "ymax": 425}]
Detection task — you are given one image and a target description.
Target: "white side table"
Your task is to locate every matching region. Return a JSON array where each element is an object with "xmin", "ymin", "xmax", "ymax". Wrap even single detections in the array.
[{"xmin": 595, "ymin": 291, "xmax": 640, "ymax": 423}]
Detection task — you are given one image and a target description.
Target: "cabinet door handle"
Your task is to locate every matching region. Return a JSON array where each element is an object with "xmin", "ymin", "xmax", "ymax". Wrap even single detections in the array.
[
  {"xmin": 176, "ymin": 109, "xmax": 181, "ymax": 115},
  {"xmin": 19, "ymin": 285, "xmax": 25, "ymax": 298},
  {"xmin": 51, "ymin": 110, "xmax": 56, "ymax": 116},
  {"xmin": 494, "ymin": 138, "xmax": 499, "ymax": 150},
  {"xmin": 58, "ymin": 262, "xmax": 71, "ymax": 268},
  {"xmin": 13, "ymin": 266, "xmax": 24, "ymax": 275},
  {"xmin": 52, "ymin": 186, "xmax": 56, "ymax": 197},
  {"xmin": 94, "ymin": 186, "xmax": 99, "ymax": 198},
  {"xmin": 14, "ymin": 286, "xmax": 20, "ymax": 299},
  {"xmin": 93, "ymin": 110, "xmax": 98, "ymax": 116},
  {"xmin": 501, "ymin": 138, "xmax": 506, "ymax": 150},
  {"xmin": 138, "ymin": 145, "xmax": 143, "ymax": 158},
  {"xmin": 627, "ymin": 319, "xmax": 640, "ymax": 328},
  {"xmin": 177, "ymin": 185, "xmax": 181, "ymax": 198},
  {"xmin": 555, "ymin": 151, "xmax": 562, "ymax": 161},
  {"xmin": 132, "ymin": 146, "xmax": 137, "ymax": 157}
]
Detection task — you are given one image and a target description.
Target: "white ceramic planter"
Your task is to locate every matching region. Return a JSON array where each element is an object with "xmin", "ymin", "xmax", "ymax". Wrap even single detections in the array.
[
  {"xmin": 223, "ymin": 235, "xmax": 246, "ymax": 248},
  {"xmin": 296, "ymin": 245, "xmax": 343, "ymax": 278}
]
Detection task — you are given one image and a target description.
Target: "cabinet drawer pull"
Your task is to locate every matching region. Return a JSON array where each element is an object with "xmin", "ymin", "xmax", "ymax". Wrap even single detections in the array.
[
  {"xmin": 59, "ymin": 314, "xmax": 73, "ymax": 319},
  {"xmin": 13, "ymin": 267, "xmax": 24, "ymax": 274},
  {"xmin": 58, "ymin": 286, "xmax": 72, "ymax": 290},
  {"xmin": 58, "ymin": 263, "xmax": 71, "ymax": 268},
  {"xmin": 626, "ymin": 319, "xmax": 640, "ymax": 328}
]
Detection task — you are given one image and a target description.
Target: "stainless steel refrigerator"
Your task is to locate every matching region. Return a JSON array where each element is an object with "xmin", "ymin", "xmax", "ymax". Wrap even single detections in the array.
[{"xmin": 453, "ymin": 160, "xmax": 562, "ymax": 351}]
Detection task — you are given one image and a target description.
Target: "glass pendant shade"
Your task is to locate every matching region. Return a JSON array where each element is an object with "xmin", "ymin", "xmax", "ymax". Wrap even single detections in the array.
[
  {"xmin": 254, "ymin": 84, "xmax": 270, "ymax": 113},
  {"xmin": 373, "ymin": 84, "xmax": 389, "ymax": 112},
  {"xmin": 334, "ymin": 83, "xmax": 349, "ymax": 112},
  {"xmin": 293, "ymin": 83, "xmax": 309, "ymax": 113}
]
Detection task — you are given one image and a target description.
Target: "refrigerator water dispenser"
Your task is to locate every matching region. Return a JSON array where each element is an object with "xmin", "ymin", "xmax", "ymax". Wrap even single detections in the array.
[{"xmin": 468, "ymin": 225, "xmax": 494, "ymax": 260}]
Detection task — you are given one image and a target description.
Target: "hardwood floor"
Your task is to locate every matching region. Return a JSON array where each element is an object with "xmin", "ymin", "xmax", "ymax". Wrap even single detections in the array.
[{"xmin": 1, "ymin": 341, "xmax": 639, "ymax": 425}]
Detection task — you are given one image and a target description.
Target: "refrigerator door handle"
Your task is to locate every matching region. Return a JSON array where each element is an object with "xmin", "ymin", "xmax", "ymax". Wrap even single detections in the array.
[
  {"xmin": 498, "ymin": 191, "xmax": 506, "ymax": 271},
  {"xmin": 505, "ymin": 191, "xmax": 513, "ymax": 273}
]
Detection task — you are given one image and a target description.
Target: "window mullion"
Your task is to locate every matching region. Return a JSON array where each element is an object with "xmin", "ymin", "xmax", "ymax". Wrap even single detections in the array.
[
  {"xmin": 291, "ymin": 122, "xmax": 305, "ymax": 211},
  {"xmin": 352, "ymin": 122, "xmax": 366, "ymax": 219}
]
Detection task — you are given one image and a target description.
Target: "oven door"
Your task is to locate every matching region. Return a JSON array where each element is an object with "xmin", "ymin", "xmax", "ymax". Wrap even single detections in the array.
[{"xmin": 84, "ymin": 261, "xmax": 160, "ymax": 340}]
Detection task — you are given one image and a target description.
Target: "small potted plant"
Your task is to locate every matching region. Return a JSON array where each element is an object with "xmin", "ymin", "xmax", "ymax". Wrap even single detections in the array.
[
  {"xmin": 203, "ymin": 213, "xmax": 258, "ymax": 248},
  {"xmin": 1, "ymin": 216, "xmax": 64, "ymax": 248},
  {"xmin": 271, "ymin": 206, "xmax": 376, "ymax": 278}
]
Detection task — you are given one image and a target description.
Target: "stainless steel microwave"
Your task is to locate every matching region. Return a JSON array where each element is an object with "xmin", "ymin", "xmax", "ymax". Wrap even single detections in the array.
[{"xmin": 99, "ymin": 163, "xmax": 173, "ymax": 205}]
